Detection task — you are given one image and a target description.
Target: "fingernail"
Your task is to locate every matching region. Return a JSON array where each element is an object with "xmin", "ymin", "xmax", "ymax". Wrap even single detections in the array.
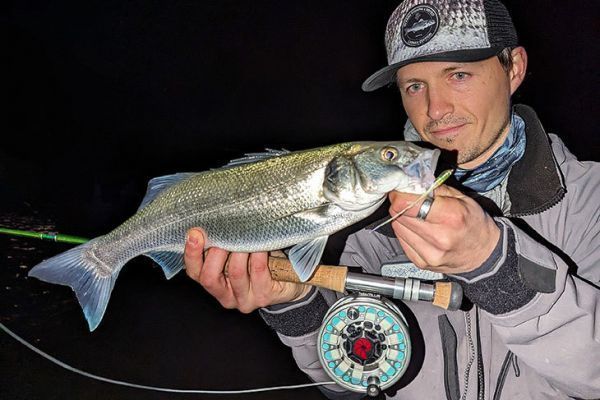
[{"xmin": 187, "ymin": 230, "xmax": 199, "ymax": 246}]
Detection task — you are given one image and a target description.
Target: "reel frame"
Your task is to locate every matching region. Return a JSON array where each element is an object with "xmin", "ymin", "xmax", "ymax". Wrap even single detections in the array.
[{"xmin": 317, "ymin": 293, "xmax": 411, "ymax": 395}]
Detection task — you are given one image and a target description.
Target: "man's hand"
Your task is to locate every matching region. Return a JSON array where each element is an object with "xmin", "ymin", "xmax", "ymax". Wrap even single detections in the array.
[
  {"xmin": 184, "ymin": 228, "xmax": 312, "ymax": 313},
  {"xmin": 389, "ymin": 185, "xmax": 500, "ymax": 275}
]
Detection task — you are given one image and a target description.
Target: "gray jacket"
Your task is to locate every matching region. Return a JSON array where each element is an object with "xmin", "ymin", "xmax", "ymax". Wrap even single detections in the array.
[{"xmin": 260, "ymin": 105, "xmax": 600, "ymax": 400}]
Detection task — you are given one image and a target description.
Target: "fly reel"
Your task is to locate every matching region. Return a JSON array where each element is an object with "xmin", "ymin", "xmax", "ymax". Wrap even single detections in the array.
[{"xmin": 317, "ymin": 293, "xmax": 411, "ymax": 396}]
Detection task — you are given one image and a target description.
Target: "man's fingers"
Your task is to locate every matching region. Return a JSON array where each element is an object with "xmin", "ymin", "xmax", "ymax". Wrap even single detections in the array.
[
  {"xmin": 396, "ymin": 236, "xmax": 428, "ymax": 270},
  {"xmin": 388, "ymin": 191, "xmax": 420, "ymax": 215},
  {"xmin": 248, "ymin": 252, "xmax": 275, "ymax": 307},
  {"xmin": 184, "ymin": 228, "xmax": 206, "ymax": 280},
  {"xmin": 389, "ymin": 192, "xmax": 440, "ymax": 220},
  {"xmin": 392, "ymin": 221, "xmax": 436, "ymax": 267},
  {"xmin": 199, "ymin": 247, "xmax": 232, "ymax": 298},
  {"xmin": 227, "ymin": 253, "xmax": 253, "ymax": 311},
  {"xmin": 389, "ymin": 185, "xmax": 468, "ymax": 223},
  {"xmin": 431, "ymin": 184, "xmax": 464, "ymax": 198}
]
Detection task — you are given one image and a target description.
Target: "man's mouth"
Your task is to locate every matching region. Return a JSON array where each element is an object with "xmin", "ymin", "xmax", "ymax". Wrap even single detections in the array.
[{"xmin": 429, "ymin": 123, "xmax": 467, "ymax": 138}]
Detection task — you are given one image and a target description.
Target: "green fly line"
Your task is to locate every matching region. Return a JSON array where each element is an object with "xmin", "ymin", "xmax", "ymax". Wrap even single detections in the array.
[{"xmin": 0, "ymin": 228, "xmax": 88, "ymax": 244}]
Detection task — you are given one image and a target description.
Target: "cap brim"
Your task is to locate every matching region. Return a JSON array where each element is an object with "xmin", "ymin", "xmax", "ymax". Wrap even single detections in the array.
[{"xmin": 361, "ymin": 47, "xmax": 504, "ymax": 92}]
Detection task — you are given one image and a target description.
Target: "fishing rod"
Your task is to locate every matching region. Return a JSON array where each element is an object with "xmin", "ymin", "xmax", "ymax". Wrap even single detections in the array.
[
  {"xmin": 0, "ymin": 227, "xmax": 88, "ymax": 244},
  {"xmin": 0, "ymin": 227, "xmax": 462, "ymax": 311}
]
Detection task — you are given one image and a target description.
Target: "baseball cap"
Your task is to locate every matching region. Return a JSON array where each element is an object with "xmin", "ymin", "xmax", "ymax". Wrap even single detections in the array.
[{"xmin": 362, "ymin": 0, "xmax": 518, "ymax": 92}]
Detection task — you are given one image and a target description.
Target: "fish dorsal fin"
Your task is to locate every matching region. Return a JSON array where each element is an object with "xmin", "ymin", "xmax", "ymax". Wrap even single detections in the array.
[
  {"xmin": 137, "ymin": 173, "xmax": 196, "ymax": 211},
  {"xmin": 289, "ymin": 235, "xmax": 329, "ymax": 282},
  {"xmin": 145, "ymin": 250, "xmax": 184, "ymax": 279},
  {"xmin": 224, "ymin": 148, "xmax": 290, "ymax": 167}
]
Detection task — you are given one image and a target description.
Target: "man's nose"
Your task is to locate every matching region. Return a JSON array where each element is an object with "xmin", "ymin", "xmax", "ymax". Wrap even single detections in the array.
[{"xmin": 426, "ymin": 85, "xmax": 454, "ymax": 121}]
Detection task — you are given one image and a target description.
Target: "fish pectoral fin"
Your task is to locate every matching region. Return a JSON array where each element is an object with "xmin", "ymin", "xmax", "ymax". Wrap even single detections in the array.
[
  {"xmin": 289, "ymin": 236, "xmax": 329, "ymax": 282},
  {"xmin": 138, "ymin": 173, "xmax": 197, "ymax": 211},
  {"xmin": 145, "ymin": 250, "xmax": 184, "ymax": 279}
]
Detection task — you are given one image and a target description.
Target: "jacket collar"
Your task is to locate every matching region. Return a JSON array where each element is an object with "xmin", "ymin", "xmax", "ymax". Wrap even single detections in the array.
[{"xmin": 507, "ymin": 104, "xmax": 566, "ymax": 216}]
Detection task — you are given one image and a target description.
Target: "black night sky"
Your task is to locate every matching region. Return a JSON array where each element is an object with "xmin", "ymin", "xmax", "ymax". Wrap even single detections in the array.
[{"xmin": 2, "ymin": 1, "xmax": 599, "ymax": 399}]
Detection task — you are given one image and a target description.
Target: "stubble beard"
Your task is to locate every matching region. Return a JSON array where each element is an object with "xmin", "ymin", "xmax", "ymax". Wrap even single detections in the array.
[{"xmin": 449, "ymin": 115, "xmax": 511, "ymax": 165}]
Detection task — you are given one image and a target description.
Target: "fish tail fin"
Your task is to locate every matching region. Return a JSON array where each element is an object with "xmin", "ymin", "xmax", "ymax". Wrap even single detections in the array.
[{"xmin": 28, "ymin": 239, "xmax": 121, "ymax": 331}]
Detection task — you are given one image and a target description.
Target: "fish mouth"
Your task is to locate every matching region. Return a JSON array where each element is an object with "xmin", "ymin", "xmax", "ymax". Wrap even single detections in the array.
[{"xmin": 399, "ymin": 148, "xmax": 441, "ymax": 193}]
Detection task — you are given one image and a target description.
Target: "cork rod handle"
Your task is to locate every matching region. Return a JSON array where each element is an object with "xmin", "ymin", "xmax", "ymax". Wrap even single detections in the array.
[
  {"xmin": 211, "ymin": 251, "xmax": 348, "ymax": 293},
  {"xmin": 267, "ymin": 256, "xmax": 348, "ymax": 293},
  {"xmin": 216, "ymin": 252, "xmax": 461, "ymax": 310}
]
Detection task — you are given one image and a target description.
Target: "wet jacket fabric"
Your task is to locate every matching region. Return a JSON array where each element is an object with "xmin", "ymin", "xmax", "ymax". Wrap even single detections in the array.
[{"xmin": 259, "ymin": 105, "xmax": 600, "ymax": 399}]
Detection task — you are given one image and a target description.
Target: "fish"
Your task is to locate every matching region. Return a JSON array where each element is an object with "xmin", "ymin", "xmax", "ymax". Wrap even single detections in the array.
[
  {"xmin": 28, "ymin": 141, "xmax": 440, "ymax": 331},
  {"xmin": 404, "ymin": 19, "xmax": 436, "ymax": 34}
]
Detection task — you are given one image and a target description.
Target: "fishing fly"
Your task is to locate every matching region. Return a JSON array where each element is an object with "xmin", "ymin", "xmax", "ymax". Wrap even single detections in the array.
[{"xmin": 371, "ymin": 168, "xmax": 454, "ymax": 232}]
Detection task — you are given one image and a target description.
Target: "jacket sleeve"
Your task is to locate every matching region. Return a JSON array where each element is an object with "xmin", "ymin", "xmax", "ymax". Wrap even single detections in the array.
[{"xmin": 449, "ymin": 154, "xmax": 600, "ymax": 398}]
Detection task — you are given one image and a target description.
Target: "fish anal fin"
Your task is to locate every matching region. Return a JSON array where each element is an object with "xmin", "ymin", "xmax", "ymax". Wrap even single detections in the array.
[{"xmin": 146, "ymin": 250, "xmax": 184, "ymax": 279}]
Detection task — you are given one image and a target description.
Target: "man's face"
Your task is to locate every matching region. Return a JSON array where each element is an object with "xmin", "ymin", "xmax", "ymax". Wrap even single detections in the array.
[{"xmin": 396, "ymin": 54, "xmax": 521, "ymax": 168}]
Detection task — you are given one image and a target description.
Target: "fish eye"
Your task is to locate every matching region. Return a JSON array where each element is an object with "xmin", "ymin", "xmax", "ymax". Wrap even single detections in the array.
[{"xmin": 381, "ymin": 147, "xmax": 398, "ymax": 162}]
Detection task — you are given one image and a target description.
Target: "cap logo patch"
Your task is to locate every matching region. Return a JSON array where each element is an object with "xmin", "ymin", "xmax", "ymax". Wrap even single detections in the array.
[{"xmin": 401, "ymin": 5, "xmax": 439, "ymax": 48}]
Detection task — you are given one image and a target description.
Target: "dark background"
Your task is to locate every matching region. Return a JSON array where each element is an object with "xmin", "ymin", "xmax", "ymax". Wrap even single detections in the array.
[{"xmin": 2, "ymin": 1, "xmax": 599, "ymax": 399}]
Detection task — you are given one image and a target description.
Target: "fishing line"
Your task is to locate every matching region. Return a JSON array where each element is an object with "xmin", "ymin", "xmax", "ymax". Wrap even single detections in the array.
[
  {"xmin": 0, "ymin": 230, "xmax": 336, "ymax": 393},
  {"xmin": 0, "ymin": 322, "xmax": 335, "ymax": 394}
]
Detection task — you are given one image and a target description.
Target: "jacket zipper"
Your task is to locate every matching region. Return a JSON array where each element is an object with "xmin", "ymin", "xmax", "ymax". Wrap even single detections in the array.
[
  {"xmin": 461, "ymin": 311, "xmax": 476, "ymax": 400},
  {"xmin": 475, "ymin": 308, "xmax": 485, "ymax": 400},
  {"xmin": 461, "ymin": 308, "xmax": 485, "ymax": 400}
]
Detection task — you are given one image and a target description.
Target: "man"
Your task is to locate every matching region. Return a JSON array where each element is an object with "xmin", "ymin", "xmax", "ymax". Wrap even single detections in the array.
[{"xmin": 184, "ymin": 1, "xmax": 599, "ymax": 399}]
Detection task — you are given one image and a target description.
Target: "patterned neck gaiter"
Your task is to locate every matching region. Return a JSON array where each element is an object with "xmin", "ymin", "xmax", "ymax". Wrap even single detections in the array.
[{"xmin": 454, "ymin": 113, "xmax": 526, "ymax": 192}]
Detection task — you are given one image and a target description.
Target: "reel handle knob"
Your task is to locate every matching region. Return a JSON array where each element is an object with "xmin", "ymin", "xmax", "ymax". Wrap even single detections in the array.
[{"xmin": 366, "ymin": 376, "xmax": 381, "ymax": 397}]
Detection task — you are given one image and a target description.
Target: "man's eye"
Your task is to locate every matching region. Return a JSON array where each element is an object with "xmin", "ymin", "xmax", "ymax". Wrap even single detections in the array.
[
  {"xmin": 452, "ymin": 72, "xmax": 470, "ymax": 81},
  {"xmin": 406, "ymin": 83, "xmax": 423, "ymax": 94}
]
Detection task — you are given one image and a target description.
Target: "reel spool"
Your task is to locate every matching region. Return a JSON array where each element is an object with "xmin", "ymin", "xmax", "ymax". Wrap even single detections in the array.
[{"xmin": 317, "ymin": 294, "xmax": 411, "ymax": 396}]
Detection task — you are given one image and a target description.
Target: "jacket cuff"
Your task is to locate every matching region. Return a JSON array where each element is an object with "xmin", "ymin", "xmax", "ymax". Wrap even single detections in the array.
[
  {"xmin": 259, "ymin": 287, "xmax": 329, "ymax": 336},
  {"xmin": 448, "ymin": 220, "xmax": 539, "ymax": 314}
]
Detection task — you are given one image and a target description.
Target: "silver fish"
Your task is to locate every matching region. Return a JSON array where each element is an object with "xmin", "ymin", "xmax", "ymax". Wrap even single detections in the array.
[
  {"xmin": 29, "ymin": 141, "xmax": 439, "ymax": 331},
  {"xmin": 403, "ymin": 18, "xmax": 436, "ymax": 34}
]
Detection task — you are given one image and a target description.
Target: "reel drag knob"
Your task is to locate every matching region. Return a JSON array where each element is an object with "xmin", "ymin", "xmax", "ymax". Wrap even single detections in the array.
[{"xmin": 317, "ymin": 294, "xmax": 411, "ymax": 395}]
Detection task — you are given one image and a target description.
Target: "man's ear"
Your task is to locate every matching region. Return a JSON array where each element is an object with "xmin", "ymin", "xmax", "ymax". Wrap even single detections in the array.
[{"xmin": 509, "ymin": 47, "xmax": 528, "ymax": 95}]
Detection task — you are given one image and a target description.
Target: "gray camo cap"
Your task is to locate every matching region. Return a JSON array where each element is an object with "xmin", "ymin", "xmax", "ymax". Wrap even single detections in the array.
[{"xmin": 362, "ymin": 0, "xmax": 518, "ymax": 91}]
